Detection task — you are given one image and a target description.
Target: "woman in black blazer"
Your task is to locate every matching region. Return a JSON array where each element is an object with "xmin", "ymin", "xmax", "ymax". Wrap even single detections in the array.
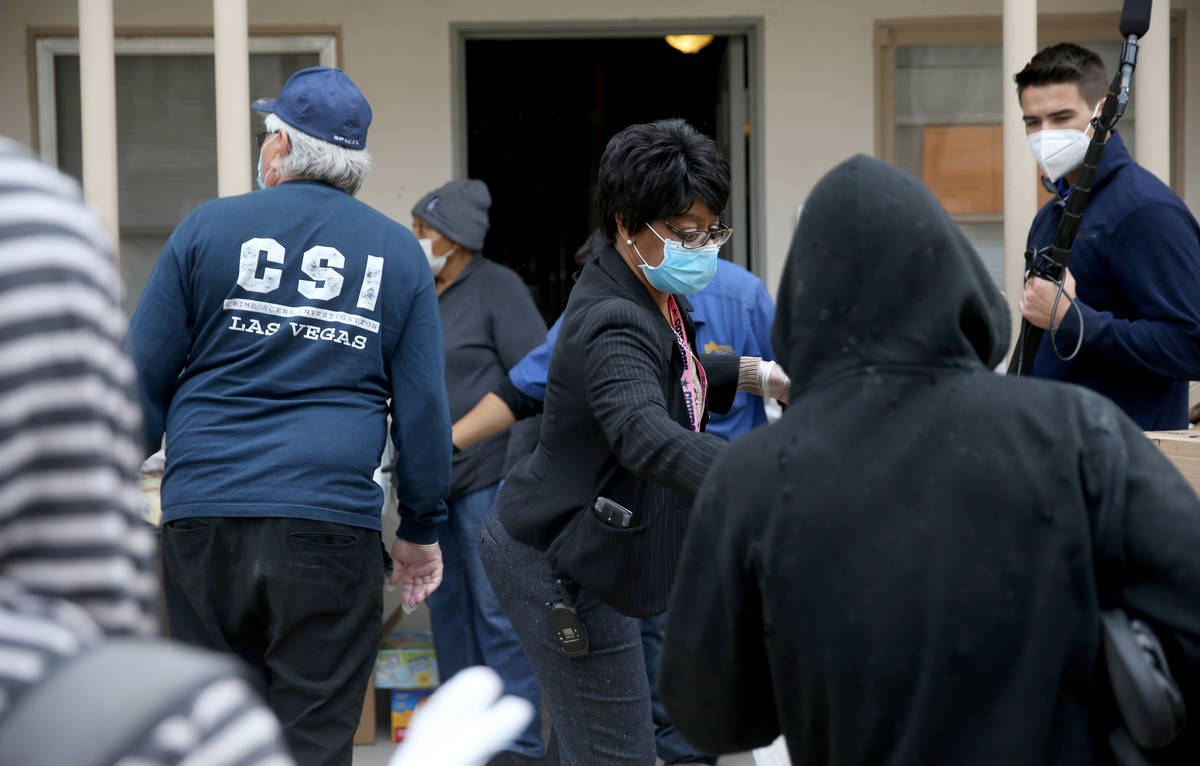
[{"xmin": 479, "ymin": 119, "xmax": 787, "ymax": 766}]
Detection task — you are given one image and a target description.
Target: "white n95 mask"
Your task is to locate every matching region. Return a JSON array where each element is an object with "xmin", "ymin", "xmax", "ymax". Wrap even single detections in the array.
[{"xmin": 1027, "ymin": 102, "xmax": 1102, "ymax": 183}]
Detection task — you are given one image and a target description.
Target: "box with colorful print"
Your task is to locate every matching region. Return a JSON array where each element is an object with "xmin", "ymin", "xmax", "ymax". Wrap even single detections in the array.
[
  {"xmin": 391, "ymin": 689, "xmax": 435, "ymax": 742},
  {"xmin": 373, "ymin": 629, "xmax": 439, "ymax": 689}
]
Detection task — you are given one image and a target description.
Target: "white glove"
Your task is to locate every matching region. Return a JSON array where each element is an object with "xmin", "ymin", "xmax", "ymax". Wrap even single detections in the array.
[
  {"xmin": 753, "ymin": 735, "xmax": 793, "ymax": 766},
  {"xmin": 387, "ymin": 666, "xmax": 535, "ymax": 766},
  {"xmin": 760, "ymin": 360, "xmax": 791, "ymax": 404}
]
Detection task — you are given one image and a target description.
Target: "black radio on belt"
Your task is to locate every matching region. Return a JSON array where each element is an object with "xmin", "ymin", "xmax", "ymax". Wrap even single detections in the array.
[{"xmin": 546, "ymin": 579, "xmax": 589, "ymax": 658}]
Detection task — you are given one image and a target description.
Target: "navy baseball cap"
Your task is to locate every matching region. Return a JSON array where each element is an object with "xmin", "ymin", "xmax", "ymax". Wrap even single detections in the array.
[{"xmin": 251, "ymin": 66, "xmax": 372, "ymax": 150}]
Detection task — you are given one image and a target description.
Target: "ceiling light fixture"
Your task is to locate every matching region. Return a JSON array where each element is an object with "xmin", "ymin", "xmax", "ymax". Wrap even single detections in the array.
[{"xmin": 664, "ymin": 34, "xmax": 714, "ymax": 54}]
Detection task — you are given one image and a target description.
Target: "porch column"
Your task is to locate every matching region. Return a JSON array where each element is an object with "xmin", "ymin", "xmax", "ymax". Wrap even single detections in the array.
[
  {"xmin": 77, "ymin": 0, "xmax": 119, "ymax": 248},
  {"xmin": 214, "ymin": 0, "xmax": 251, "ymax": 196},
  {"xmin": 1134, "ymin": 0, "xmax": 1170, "ymax": 184},
  {"xmin": 1002, "ymin": 0, "xmax": 1038, "ymax": 349}
]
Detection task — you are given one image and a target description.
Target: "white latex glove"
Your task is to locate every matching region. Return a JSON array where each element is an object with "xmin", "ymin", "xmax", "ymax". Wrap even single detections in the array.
[
  {"xmin": 139, "ymin": 449, "xmax": 166, "ymax": 475},
  {"xmin": 388, "ymin": 666, "xmax": 535, "ymax": 766},
  {"xmin": 753, "ymin": 735, "xmax": 792, "ymax": 766},
  {"xmin": 761, "ymin": 360, "xmax": 791, "ymax": 404}
]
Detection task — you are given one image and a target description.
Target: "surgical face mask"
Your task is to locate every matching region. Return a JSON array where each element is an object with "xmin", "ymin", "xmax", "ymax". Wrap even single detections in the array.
[
  {"xmin": 256, "ymin": 133, "xmax": 279, "ymax": 190},
  {"xmin": 419, "ymin": 236, "xmax": 455, "ymax": 276},
  {"xmin": 1027, "ymin": 102, "xmax": 1101, "ymax": 183},
  {"xmin": 630, "ymin": 223, "xmax": 720, "ymax": 295}
]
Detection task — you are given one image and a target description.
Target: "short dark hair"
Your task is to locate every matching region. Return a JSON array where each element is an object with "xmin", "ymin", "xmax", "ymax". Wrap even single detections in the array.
[
  {"xmin": 595, "ymin": 119, "xmax": 730, "ymax": 240},
  {"xmin": 1014, "ymin": 42, "xmax": 1109, "ymax": 106}
]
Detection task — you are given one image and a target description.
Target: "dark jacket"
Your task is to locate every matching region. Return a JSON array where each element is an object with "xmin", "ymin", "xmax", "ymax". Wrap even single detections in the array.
[
  {"xmin": 438, "ymin": 255, "xmax": 546, "ymax": 498},
  {"xmin": 1027, "ymin": 132, "xmax": 1200, "ymax": 431},
  {"xmin": 494, "ymin": 245, "xmax": 738, "ymax": 613},
  {"xmin": 660, "ymin": 155, "xmax": 1200, "ymax": 765}
]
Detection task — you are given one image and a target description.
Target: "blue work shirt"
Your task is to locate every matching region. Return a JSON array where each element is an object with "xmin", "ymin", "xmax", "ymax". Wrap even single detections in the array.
[
  {"xmin": 509, "ymin": 258, "xmax": 775, "ymax": 440},
  {"xmin": 1027, "ymin": 132, "xmax": 1200, "ymax": 431}
]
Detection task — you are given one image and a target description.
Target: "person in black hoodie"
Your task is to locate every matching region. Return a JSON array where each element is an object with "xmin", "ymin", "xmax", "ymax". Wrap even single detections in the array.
[{"xmin": 659, "ymin": 154, "xmax": 1200, "ymax": 765}]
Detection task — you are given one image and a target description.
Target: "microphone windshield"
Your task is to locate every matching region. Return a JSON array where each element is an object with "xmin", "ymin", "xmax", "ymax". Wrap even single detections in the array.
[{"xmin": 1119, "ymin": 0, "xmax": 1152, "ymax": 38}]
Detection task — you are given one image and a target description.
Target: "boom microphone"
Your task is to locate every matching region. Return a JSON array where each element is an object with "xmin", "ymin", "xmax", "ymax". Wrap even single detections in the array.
[
  {"xmin": 1119, "ymin": 0, "xmax": 1152, "ymax": 38},
  {"xmin": 1114, "ymin": 0, "xmax": 1151, "ymax": 119}
]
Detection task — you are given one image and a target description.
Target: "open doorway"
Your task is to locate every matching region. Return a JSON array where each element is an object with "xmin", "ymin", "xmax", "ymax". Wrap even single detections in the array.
[{"xmin": 461, "ymin": 32, "xmax": 756, "ymax": 320}]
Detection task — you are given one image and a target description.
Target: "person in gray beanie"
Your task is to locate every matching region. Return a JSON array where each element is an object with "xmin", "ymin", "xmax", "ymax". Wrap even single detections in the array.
[
  {"xmin": 413, "ymin": 179, "xmax": 492, "ymax": 248},
  {"xmin": 412, "ymin": 179, "xmax": 492, "ymax": 284},
  {"xmin": 410, "ymin": 179, "xmax": 549, "ymax": 765}
]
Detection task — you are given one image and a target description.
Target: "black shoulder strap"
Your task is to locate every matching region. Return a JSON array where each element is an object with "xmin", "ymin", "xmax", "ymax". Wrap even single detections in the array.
[{"xmin": 0, "ymin": 638, "xmax": 243, "ymax": 766}]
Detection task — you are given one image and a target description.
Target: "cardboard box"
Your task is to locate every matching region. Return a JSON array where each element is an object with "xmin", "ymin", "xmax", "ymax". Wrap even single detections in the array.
[
  {"xmin": 138, "ymin": 471, "xmax": 162, "ymax": 526},
  {"xmin": 374, "ymin": 629, "xmax": 439, "ymax": 689},
  {"xmin": 1147, "ymin": 430, "xmax": 1200, "ymax": 497},
  {"xmin": 353, "ymin": 675, "xmax": 375, "ymax": 745},
  {"xmin": 356, "ymin": 606, "xmax": 411, "ymax": 745},
  {"xmin": 391, "ymin": 689, "xmax": 435, "ymax": 742}
]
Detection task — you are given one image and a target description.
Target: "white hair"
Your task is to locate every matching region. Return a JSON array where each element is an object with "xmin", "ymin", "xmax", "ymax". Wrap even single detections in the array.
[{"xmin": 263, "ymin": 113, "xmax": 372, "ymax": 195}]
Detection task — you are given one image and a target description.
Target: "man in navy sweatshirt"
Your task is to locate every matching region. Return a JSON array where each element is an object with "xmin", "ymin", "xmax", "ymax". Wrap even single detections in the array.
[
  {"xmin": 126, "ymin": 66, "xmax": 452, "ymax": 766},
  {"xmin": 1015, "ymin": 43, "xmax": 1200, "ymax": 431}
]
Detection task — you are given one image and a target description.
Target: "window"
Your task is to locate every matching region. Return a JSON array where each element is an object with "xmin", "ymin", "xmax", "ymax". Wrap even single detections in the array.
[
  {"xmin": 876, "ymin": 13, "xmax": 1184, "ymax": 289},
  {"xmin": 34, "ymin": 33, "xmax": 337, "ymax": 314}
]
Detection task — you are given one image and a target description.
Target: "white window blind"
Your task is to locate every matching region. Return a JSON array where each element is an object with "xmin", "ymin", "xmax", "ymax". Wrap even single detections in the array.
[{"xmin": 51, "ymin": 50, "xmax": 320, "ymax": 313}]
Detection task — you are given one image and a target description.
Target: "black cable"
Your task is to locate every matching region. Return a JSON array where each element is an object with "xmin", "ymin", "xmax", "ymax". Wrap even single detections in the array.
[
  {"xmin": 1046, "ymin": 272, "xmax": 1085, "ymax": 362},
  {"xmin": 1021, "ymin": 247, "xmax": 1084, "ymax": 366}
]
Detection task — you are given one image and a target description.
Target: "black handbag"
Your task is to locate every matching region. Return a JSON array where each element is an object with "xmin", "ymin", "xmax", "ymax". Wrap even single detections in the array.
[{"xmin": 1101, "ymin": 608, "xmax": 1187, "ymax": 765}]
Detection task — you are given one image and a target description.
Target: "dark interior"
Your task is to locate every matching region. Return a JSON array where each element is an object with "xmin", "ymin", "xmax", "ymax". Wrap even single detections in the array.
[{"xmin": 465, "ymin": 36, "xmax": 727, "ymax": 321}]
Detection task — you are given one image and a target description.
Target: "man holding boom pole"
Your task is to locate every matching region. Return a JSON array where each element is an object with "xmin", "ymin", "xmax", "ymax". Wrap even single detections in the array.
[{"xmin": 1015, "ymin": 42, "xmax": 1200, "ymax": 430}]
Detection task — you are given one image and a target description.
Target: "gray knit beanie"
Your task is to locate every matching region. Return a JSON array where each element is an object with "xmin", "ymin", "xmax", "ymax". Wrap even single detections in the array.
[{"xmin": 411, "ymin": 179, "xmax": 491, "ymax": 251}]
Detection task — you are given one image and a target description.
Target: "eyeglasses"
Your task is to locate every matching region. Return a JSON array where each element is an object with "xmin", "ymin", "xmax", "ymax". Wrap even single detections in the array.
[
  {"xmin": 256, "ymin": 130, "xmax": 279, "ymax": 149},
  {"xmin": 658, "ymin": 219, "xmax": 733, "ymax": 250}
]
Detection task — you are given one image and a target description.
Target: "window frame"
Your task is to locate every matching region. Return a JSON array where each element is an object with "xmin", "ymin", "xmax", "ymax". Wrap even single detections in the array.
[
  {"xmin": 874, "ymin": 11, "xmax": 1187, "ymax": 199},
  {"xmin": 31, "ymin": 28, "xmax": 340, "ymax": 168}
]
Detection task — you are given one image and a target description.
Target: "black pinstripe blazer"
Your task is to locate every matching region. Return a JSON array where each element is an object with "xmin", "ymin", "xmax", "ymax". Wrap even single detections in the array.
[{"xmin": 494, "ymin": 246, "xmax": 739, "ymax": 610}]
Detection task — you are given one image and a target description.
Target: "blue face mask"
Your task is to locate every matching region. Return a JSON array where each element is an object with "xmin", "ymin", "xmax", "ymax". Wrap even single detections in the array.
[
  {"xmin": 632, "ymin": 223, "xmax": 720, "ymax": 295},
  {"xmin": 256, "ymin": 133, "xmax": 278, "ymax": 190}
]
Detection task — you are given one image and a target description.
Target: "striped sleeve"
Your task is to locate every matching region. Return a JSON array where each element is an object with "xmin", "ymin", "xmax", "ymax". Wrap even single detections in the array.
[
  {"xmin": 114, "ymin": 676, "xmax": 296, "ymax": 766},
  {"xmin": 0, "ymin": 140, "xmax": 292, "ymax": 766},
  {"xmin": 0, "ymin": 138, "xmax": 157, "ymax": 637},
  {"xmin": 0, "ymin": 585, "xmax": 295, "ymax": 766},
  {"xmin": 0, "ymin": 581, "xmax": 101, "ymax": 720}
]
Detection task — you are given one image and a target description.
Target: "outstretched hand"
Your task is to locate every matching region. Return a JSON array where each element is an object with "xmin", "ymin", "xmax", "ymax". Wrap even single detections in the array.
[{"xmin": 389, "ymin": 538, "xmax": 443, "ymax": 610}]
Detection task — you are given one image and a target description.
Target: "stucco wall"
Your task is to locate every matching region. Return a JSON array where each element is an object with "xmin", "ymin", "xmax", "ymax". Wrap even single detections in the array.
[{"xmin": 1, "ymin": 0, "xmax": 1196, "ymax": 295}]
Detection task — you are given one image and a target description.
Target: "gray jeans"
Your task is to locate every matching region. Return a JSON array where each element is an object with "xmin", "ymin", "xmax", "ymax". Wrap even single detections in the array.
[{"xmin": 480, "ymin": 507, "xmax": 655, "ymax": 766}]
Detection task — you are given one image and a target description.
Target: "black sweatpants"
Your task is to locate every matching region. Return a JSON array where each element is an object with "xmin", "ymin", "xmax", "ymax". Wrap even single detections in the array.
[{"xmin": 161, "ymin": 516, "xmax": 383, "ymax": 766}]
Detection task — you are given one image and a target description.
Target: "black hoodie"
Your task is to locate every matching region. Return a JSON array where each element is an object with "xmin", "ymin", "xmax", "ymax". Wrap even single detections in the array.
[{"xmin": 659, "ymin": 155, "xmax": 1200, "ymax": 765}]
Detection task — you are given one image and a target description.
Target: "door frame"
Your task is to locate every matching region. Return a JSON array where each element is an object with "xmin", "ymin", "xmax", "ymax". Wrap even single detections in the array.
[{"xmin": 450, "ymin": 18, "xmax": 765, "ymax": 276}]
